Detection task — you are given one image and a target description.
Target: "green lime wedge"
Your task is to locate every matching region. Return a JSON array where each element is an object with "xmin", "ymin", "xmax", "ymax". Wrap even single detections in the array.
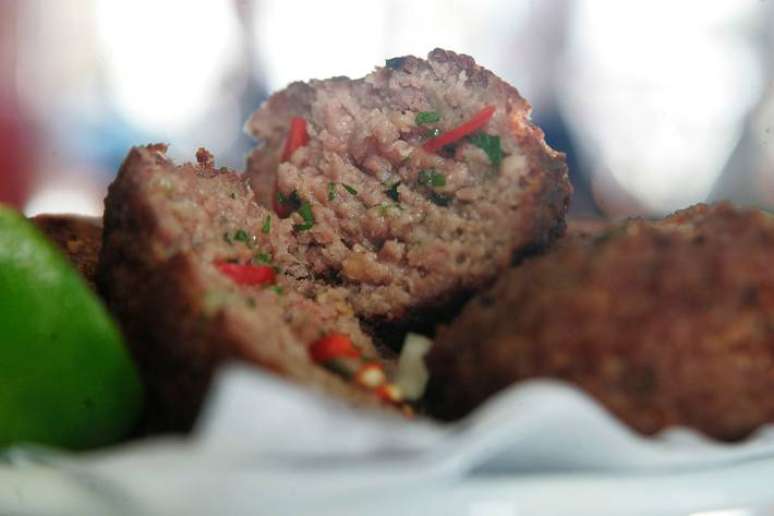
[{"xmin": 0, "ymin": 205, "xmax": 142, "ymax": 449}]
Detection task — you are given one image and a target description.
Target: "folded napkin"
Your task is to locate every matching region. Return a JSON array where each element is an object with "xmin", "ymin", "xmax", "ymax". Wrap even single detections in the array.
[{"xmin": 3, "ymin": 363, "xmax": 774, "ymax": 516}]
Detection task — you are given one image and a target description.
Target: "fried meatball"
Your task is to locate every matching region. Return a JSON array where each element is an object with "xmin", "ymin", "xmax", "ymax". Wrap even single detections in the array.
[
  {"xmin": 245, "ymin": 49, "xmax": 571, "ymax": 326},
  {"xmin": 31, "ymin": 214, "xmax": 102, "ymax": 289},
  {"xmin": 565, "ymin": 217, "xmax": 612, "ymax": 241},
  {"xmin": 99, "ymin": 145, "xmax": 389, "ymax": 431},
  {"xmin": 426, "ymin": 203, "xmax": 774, "ymax": 441}
]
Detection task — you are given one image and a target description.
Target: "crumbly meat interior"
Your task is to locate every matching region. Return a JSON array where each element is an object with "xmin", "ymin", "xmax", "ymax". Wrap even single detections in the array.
[
  {"xmin": 100, "ymin": 145, "xmax": 385, "ymax": 429},
  {"xmin": 246, "ymin": 49, "xmax": 570, "ymax": 322}
]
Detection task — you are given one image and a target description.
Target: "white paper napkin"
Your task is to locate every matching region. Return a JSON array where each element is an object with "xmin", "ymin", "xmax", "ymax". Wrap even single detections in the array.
[{"xmin": 3, "ymin": 363, "xmax": 774, "ymax": 516}]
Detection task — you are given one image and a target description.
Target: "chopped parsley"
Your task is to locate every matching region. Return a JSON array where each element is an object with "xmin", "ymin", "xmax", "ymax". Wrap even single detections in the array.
[
  {"xmin": 426, "ymin": 127, "xmax": 442, "ymax": 138},
  {"xmin": 418, "ymin": 169, "xmax": 446, "ymax": 188},
  {"xmin": 384, "ymin": 181, "xmax": 401, "ymax": 202},
  {"xmin": 328, "ymin": 182, "xmax": 337, "ymax": 201},
  {"xmin": 262, "ymin": 215, "xmax": 272, "ymax": 234},
  {"xmin": 294, "ymin": 201, "xmax": 315, "ymax": 231},
  {"xmin": 468, "ymin": 132, "xmax": 502, "ymax": 167},
  {"xmin": 271, "ymin": 285, "xmax": 285, "ymax": 295},
  {"xmin": 342, "ymin": 183, "xmax": 358, "ymax": 195},
  {"xmin": 429, "ymin": 192, "xmax": 452, "ymax": 206},
  {"xmin": 276, "ymin": 190, "xmax": 302, "ymax": 211},
  {"xmin": 233, "ymin": 229, "xmax": 250, "ymax": 243},
  {"xmin": 255, "ymin": 251, "xmax": 272, "ymax": 264},
  {"xmin": 328, "ymin": 182, "xmax": 357, "ymax": 199},
  {"xmin": 415, "ymin": 111, "xmax": 440, "ymax": 125},
  {"xmin": 385, "ymin": 57, "xmax": 406, "ymax": 70}
]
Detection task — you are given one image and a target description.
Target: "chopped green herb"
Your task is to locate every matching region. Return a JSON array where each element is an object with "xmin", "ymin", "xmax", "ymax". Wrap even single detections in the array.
[
  {"xmin": 233, "ymin": 229, "xmax": 250, "ymax": 243},
  {"xmin": 262, "ymin": 215, "xmax": 272, "ymax": 234},
  {"xmin": 277, "ymin": 190, "xmax": 302, "ymax": 211},
  {"xmin": 342, "ymin": 183, "xmax": 358, "ymax": 195},
  {"xmin": 426, "ymin": 127, "xmax": 442, "ymax": 138},
  {"xmin": 293, "ymin": 201, "xmax": 315, "ymax": 231},
  {"xmin": 384, "ymin": 181, "xmax": 401, "ymax": 202},
  {"xmin": 255, "ymin": 251, "xmax": 272, "ymax": 264},
  {"xmin": 271, "ymin": 285, "xmax": 285, "ymax": 295},
  {"xmin": 418, "ymin": 169, "xmax": 446, "ymax": 188},
  {"xmin": 415, "ymin": 111, "xmax": 441, "ymax": 125},
  {"xmin": 223, "ymin": 232, "xmax": 233, "ymax": 245},
  {"xmin": 429, "ymin": 192, "xmax": 452, "ymax": 206},
  {"xmin": 385, "ymin": 57, "xmax": 406, "ymax": 70},
  {"xmin": 328, "ymin": 182, "xmax": 337, "ymax": 201},
  {"xmin": 468, "ymin": 132, "xmax": 502, "ymax": 167}
]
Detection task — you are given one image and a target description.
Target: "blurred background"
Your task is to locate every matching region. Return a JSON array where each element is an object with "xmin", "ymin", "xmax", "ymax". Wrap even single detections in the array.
[{"xmin": 0, "ymin": 0, "xmax": 770, "ymax": 218}]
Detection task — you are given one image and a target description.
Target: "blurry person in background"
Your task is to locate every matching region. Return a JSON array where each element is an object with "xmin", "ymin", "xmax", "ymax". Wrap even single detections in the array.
[
  {"xmin": 16, "ymin": 0, "xmax": 263, "ymax": 216},
  {"xmin": 712, "ymin": 0, "xmax": 774, "ymax": 209},
  {"xmin": 559, "ymin": 0, "xmax": 766, "ymax": 218},
  {"xmin": 7, "ymin": 0, "xmax": 772, "ymax": 218},
  {"xmin": 0, "ymin": 1, "xmax": 35, "ymax": 209}
]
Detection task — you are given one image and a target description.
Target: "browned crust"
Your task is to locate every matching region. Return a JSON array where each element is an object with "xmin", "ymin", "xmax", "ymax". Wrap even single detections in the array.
[
  {"xmin": 31, "ymin": 214, "xmax": 102, "ymax": 289},
  {"xmin": 566, "ymin": 217, "xmax": 612, "ymax": 240},
  {"xmin": 426, "ymin": 203, "xmax": 774, "ymax": 441},
  {"xmin": 99, "ymin": 145, "xmax": 384, "ymax": 432}
]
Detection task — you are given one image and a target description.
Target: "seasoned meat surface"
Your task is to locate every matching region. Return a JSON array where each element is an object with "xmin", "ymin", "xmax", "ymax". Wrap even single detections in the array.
[
  {"xmin": 32, "ymin": 214, "xmax": 102, "ymax": 289},
  {"xmin": 246, "ymin": 49, "xmax": 571, "ymax": 324},
  {"xmin": 99, "ymin": 145, "xmax": 387, "ymax": 431},
  {"xmin": 426, "ymin": 203, "xmax": 774, "ymax": 441}
]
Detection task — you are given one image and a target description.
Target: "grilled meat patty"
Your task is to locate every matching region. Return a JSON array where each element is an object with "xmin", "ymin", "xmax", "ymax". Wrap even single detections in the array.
[
  {"xmin": 31, "ymin": 214, "xmax": 102, "ymax": 289},
  {"xmin": 245, "ymin": 49, "xmax": 571, "ymax": 326},
  {"xmin": 99, "ymin": 145, "xmax": 388, "ymax": 431},
  {"xmin": 426, "ymin": 203, "xmax": 774, "ymax": 441}
]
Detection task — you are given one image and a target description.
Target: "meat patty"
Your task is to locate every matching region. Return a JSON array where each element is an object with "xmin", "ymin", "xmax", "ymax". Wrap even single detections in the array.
[
  {"xmin": 99, "ymin": 145, "xmax": 392, "ymax": 431},
  {"xmin": 426, "ymin": 203, "xmax": 774, "ymax": 441},
  {"xmin": 565, "ymin": 217, "xmax": 611, "ymax": 241},
  {"xmin": 245, "ymin": 49, "xmax": 571, "ymax": 325},
  {"xmin": 31, "ymin": 214, "xmax": 102, "ymax": 289}
]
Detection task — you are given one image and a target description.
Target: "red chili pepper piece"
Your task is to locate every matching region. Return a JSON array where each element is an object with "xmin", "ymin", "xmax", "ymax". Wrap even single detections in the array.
[
  {"xmin": 281, "ymin": 116, "xmax": 309, "ymax": 162},
  {"xmin": 216, "ymin": 261, "xmax": 276, "ymax": 286},
  {"xmin": 309, "ymin": 333, "xmax": 360, "ymax": 363},
  {"xmin": 274, "ymin": 117, "xmax": 309, "ymax": 217},
  {"xmin": 422, "ymin": 105, "xmax": 496, "ymax": 153}
]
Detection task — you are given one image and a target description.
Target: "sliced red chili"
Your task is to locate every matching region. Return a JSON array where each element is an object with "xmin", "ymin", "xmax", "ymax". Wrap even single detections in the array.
[
  {"xmin": 281, "ymin": 116, "xmax": 309, "ymax": 162},
  {"xmin": 422, "ymin": 105, "xmax": 496, "ymax": 153},
  {"xmin": 274, "ymin": 117, "xmax": 309, "ymax": 217},
  {"xmin": 309, "ymin": 333, "xmax": 360, "ymax": 363},
  {"xmin": 216, "ymin": 261, "xmax": 276, "ymax": 286}
]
